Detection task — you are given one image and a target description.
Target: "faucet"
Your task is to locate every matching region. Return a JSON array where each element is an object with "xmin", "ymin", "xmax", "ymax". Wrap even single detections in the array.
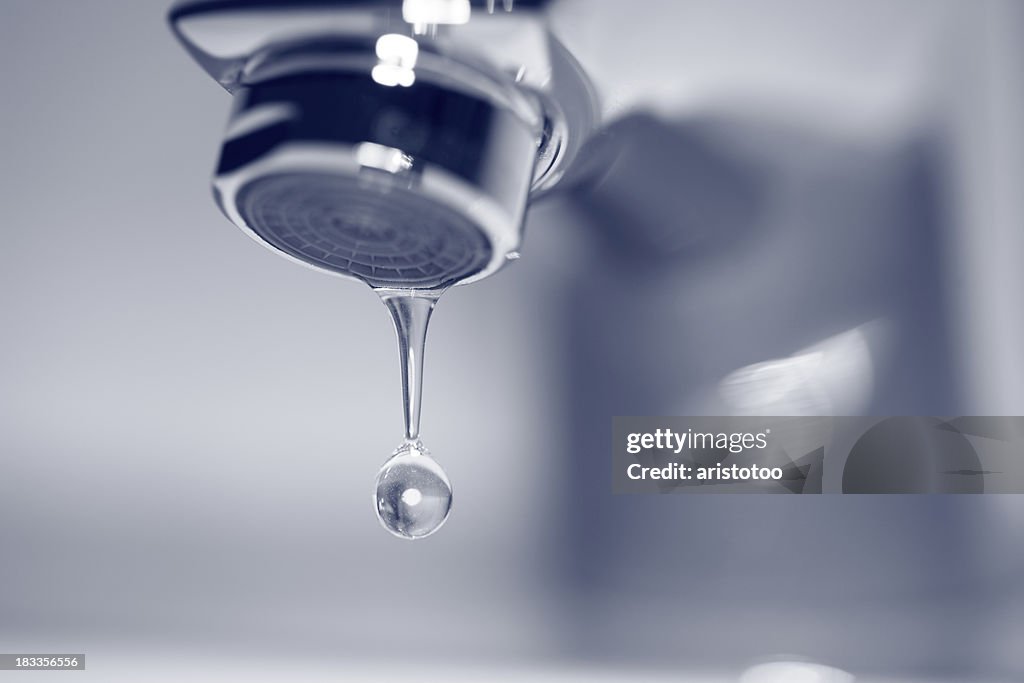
[{"xmin": 168, "ymin": 0, "xmax": 597, "ymax": 290}]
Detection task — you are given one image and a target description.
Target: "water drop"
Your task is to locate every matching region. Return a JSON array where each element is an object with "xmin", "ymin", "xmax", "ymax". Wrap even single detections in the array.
[
  {"xmin": 375, "ymin": 440, "xmax": 452, "ymax": 539},
  {"xmin": 379, "ymin": 291, "xmax": 438, "ymax": 443},
  {"xmin": 373, "ymin": 290, "xmax": 453, "ymax": 539}
]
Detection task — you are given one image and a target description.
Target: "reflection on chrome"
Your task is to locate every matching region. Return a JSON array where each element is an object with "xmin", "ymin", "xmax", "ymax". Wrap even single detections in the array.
[
  {"xmin": 355, "ymin": 142, "xmax": 414, "ymax": 174},
  {"xmin": 372, "ymin": 34, "xmax": 419, "ymax": 88},
  {"xmin": 403, "ymin": 0, "xmax": 472, "ymax": 25},
  {"xmin": 719, "ymin": 323, "xmax": 882, "ymax": 416},
  {"xmin": 485, "ymin": 0, "xmax": 516, "ymax": 13}
]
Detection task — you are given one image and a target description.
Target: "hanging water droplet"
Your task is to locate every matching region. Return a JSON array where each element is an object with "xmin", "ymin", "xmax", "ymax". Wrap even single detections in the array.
[
  {"xmin": 375, "ymin": 440, "xmax": 452, "ymax": 539},
  {"xmin": 373, "ymin": 289, "xmax": 452, "ymax": 539}
]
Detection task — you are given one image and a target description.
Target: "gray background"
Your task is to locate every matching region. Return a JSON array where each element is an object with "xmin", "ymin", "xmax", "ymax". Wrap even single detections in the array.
[{"xmin": 1, "ymin": 1, "xmax": 1023, "ymax": 681}]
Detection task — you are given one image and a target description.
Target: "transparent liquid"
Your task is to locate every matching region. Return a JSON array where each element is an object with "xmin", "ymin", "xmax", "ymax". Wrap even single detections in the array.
[
  {"xmin": 375, "ymin": 439, "xmax": 452, "ymax": 539},
  {"xmin": 373, "ymin": 290, "xmax": 452, "ymax": 539}
]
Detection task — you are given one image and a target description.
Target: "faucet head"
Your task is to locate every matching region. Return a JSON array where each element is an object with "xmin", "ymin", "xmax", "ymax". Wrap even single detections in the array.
[{"xmin": 169, "ymin": 0, "xmax": 596, "ymax": 290}]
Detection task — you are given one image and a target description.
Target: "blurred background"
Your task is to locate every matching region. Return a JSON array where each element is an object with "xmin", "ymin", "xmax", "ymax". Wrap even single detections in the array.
[{"xmin": 1, "ymin": 0, "xmax": 1022, "ymax": 681}]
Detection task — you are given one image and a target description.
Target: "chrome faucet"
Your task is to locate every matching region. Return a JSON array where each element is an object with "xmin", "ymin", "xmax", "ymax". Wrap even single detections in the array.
[{"xmin": 169, "ymin": 0, "xmax": 597, "ymax": 290}]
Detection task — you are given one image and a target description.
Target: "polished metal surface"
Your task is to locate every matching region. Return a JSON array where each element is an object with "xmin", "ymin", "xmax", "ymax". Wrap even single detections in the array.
[
  {"xmin": 213, "ymin": 45, "xmax": 540, "ymax": 287},
  {"xmin": 170, "ymin": 0, "xmax": 598, "ymax": 288}
]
